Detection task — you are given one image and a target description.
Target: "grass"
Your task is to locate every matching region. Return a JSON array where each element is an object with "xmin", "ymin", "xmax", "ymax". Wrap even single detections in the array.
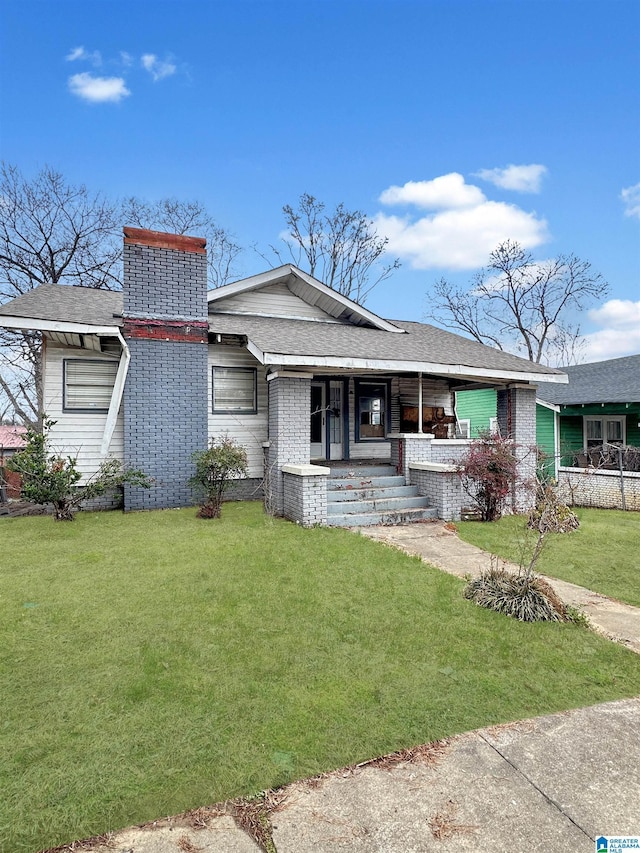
[
  {"xmin": 2, "ymin": 503, "xmax": 640, "ymax": 852},
  {"xmin": 456, "ymin": 508, "xmax": 640, "ymax": 607}
]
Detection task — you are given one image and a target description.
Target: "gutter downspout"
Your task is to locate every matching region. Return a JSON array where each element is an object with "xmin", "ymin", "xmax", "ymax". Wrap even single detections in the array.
[{"xmin": 100, "ymin": 330, "xmax": 130, "ymax": 457}]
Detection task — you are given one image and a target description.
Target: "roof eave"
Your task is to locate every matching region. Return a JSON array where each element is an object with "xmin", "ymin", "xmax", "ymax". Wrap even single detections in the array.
[
  {"xmin": 256, "ymin": 350, "xmax": 569, "ymax": 384},
  {"xmin": 0, "ymin": 315, "xmax": 122, "ymax": 336}
]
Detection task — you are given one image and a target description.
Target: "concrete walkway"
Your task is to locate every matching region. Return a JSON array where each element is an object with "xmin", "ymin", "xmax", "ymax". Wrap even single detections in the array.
[
  {"xmin": 86, "ymin": 699, "xmax": 640, "ymax": 852},
  {"xmin": 360, "ymin": 521, "xmax": 640, "ymax": 655}
]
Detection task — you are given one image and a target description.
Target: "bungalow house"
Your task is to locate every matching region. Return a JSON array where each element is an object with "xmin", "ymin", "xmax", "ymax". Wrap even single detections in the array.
[
  {"xmin": 0, "ymin": 227, "xmax": 566, "ymax": 524},
  {"xmin": 0, "ymin": 424, "xmax": 27, "ymax": 501},
  {"xmin": 456, "ymin": 355, "xmax": 640, "ymax": 472}
]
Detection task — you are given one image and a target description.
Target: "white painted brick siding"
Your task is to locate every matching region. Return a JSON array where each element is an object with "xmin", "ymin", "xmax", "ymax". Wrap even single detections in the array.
[{"xmin": 557, "ymin": 467, "xmax": 640, "ymax": 511}]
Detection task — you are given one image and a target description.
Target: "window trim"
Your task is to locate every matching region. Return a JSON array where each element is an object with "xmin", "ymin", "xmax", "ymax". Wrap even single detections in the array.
[
  {"xmin": 63, "ymin": 358, "xmax": 118, "ymax": 413},
  {"xmin": 456, "ymin": 418, "xmax": 471, "ymax": 439},
  {"xmin": 583, "ymin": 415, "xmax": 625, "ymax": 449},
  {"xmin": 212, "ymin": 366, "xmax": 258, "ymax": 414}
]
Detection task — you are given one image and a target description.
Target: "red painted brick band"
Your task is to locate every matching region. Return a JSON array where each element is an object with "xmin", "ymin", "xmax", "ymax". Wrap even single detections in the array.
[
  {"xmin": 123, "ymin": 227, "xmax": 207, "ymax": 254},
  {"xmin": 123, "ymin": 317, "xmax": 208, "ymax": 343}
]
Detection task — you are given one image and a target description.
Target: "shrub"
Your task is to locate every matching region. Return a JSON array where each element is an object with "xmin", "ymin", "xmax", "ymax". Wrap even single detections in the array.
[
  {"xmin": 189, "ymin": 434, "xmax": 248, "ymax": 519},
  {"xmin": 7, "ymin": 416, "xmax": 150, "ymax": 520},
  {"xmin": 457, "ymin": 431, "xmax": 518, "ymax": 521},
  {"xmin": 464, "ymin": 565, "xmax": 567, "ymax": 622}
]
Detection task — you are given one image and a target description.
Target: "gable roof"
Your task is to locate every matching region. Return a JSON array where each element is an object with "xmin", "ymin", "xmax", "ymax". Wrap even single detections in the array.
[
  {"xmin": 536, "ymin": 354, "xmax": 640, "ymax": 405},
  {"xmin": 208, "ymin": 265, "xmax": 403, "ymax": 333}
]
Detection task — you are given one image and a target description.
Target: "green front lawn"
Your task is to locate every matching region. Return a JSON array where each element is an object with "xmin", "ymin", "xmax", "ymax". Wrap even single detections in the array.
[
  {"xmin": 457, "ymin": 508, "xmax": 640, "ymax": 607},
  {"xmin": 2, "ymin": 503, "xmax": 640, "ymax": 852}
]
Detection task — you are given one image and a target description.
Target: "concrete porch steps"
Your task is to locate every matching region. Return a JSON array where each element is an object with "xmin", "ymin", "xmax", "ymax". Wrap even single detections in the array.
[{"xmin": 326, "ymin": 467, "xmax": 437, "ymax": 527}]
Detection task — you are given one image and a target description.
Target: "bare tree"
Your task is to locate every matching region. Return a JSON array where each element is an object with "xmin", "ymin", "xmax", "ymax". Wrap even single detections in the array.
[
  {"xmin": 428, "ymin": 240, "xmax": 608, "ymax": 364},
  {"xmin": 268, "ymin": 193, "xmax": 400, "ymax": 304},
  {"xmin": 121, "ymin": 196, "xmax": 242, "ymax": 288},
  {"xmin": 0, "ymin": 166, "xmax": 241, "ymax": 425},
  {"xmin": 0, "ymin": 164, "xmax": 122, "ymax": 426}
]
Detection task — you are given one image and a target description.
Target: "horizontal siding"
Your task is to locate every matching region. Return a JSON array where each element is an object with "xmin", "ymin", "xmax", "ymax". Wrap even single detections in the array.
[
  {"xmin": 208, "ymin": 344, "xmax": 268, "ymax": 478},
  {"xmin": 43, "ymin": 342, "xmax": 124, "ymax": 482},
  {"xmin": 536, "ymin": 403, "xmax": 557, "ymax": 477},
  {"xmin": 455, "ymin": 389, "xmax": 497, "ymax": 436},
  {"xmin": 212, "ymin": 283, "xmax": 341, "ymax": 322}
]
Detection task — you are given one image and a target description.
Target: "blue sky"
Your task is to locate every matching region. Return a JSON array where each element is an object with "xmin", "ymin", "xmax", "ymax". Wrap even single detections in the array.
[{"xmin": 1, "ymin": 0, "xmax": 639, "ymax": 361}]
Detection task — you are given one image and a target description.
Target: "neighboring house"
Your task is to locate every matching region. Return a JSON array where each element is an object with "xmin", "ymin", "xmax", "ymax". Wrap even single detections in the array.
[
  {"xmin": 0, "ymin": 424, "xmax": 27, "ymax": 501},
  {"xmin": 456, "ymin": 354, "xmax": 640, "ymax": 478},
  {"xmin": 0, "ymin": 227, "xmax": 566, "ymax": 524}
]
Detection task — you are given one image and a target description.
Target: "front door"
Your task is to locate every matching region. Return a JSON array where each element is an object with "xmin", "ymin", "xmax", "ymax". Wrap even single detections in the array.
[
  {"xmin": 310, "ymin": 382, "xmax": 326, "ymax": 459},
  {"xmin": 310, "ymin": 379, "xmax": 345, "ymax": 460},
  {"xmin": 328, "ymin": 379, "xmax": 343, "ymax": 459}
]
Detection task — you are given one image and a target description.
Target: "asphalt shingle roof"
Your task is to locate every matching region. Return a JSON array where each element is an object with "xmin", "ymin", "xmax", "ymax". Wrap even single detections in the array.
[
  {"xmin": 536, "ymin": 354, "xmax": 640, "ymax": 405},
  {"xmin": 0, "ymin": 284, "xmax": 566, "ymax": 380},
  {"xmin": 208, "ymin": 312, "xmax": 563, "ymax": 378},
  {"xmin": 0, "ymin": 284, "xmax": 123, "ymax": 327}
]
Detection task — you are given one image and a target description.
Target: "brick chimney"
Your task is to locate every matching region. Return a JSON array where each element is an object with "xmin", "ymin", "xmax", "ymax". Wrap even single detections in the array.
[{"xmin": 122, "ymin": 228, "xmax": 209, "ymax": 510}]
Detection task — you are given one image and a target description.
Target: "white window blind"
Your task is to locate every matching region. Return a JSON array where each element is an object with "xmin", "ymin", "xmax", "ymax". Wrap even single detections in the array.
[
  {"xmin": 64, "ymin": 360, "xmax": 118, "ymax": 411},
  {"xmin": 212, "ymin": 367, "xmax": 257, "ymax": 413}
]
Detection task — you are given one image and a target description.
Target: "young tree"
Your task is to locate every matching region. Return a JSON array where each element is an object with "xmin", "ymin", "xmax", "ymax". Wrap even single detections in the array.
[
  {"xmin": 121, "ymin": 196, "xmax": 242, "ymax": 288},
  {"xmin": 428, "ymin": 240, "xmax": 608, "ymax": 364},
  {"xmin": 7, "ymin": 416, "xmax": 150, "ymax": 520},
  {"xmin": 269, "ymin": 193, "xmax": 400, "ymax": 304}
]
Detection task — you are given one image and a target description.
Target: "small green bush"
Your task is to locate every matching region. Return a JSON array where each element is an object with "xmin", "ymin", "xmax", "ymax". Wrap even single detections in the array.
[
  {"xmin": 7, "ymin": 416, "xmax": 150, "ymax": 520},
  {"xmin": 464, "ymin": 565, "xmax": 567, "ymax": 622},
  {"xmin": 189, "ymin": 434, "xmax": 248, "ymax": 518}
]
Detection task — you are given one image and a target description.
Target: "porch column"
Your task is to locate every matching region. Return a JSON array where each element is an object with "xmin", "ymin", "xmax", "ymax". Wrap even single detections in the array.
[
  {"xmin": 496, "ymin": 384, "xmax": 537, "ymax": 512},
  {"xmin": 266, "ymin": 374, "xmax": 311, "ymax": 516},
  {"xmin": 389, "ymin": 432, "xmax": 434, "ymax": 481}
]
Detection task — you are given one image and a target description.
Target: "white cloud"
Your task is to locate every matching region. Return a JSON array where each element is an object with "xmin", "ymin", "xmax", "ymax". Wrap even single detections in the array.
[
  {"xmin": 120, "ymin": 51, "xmax": 134, "ymax": 67},
  {"xmin": 65, "ymin": 46, "xmax": 102, "ymax": 66},
  {"xmin": 141, "ymin": 53, "xmax": 176, "ymax": 81},
  {"xmin": 582, "ymin": 299, "xmax": 640, "ymax": 360},
  {"xmin": 621, "ymin": 183, "xmax": 640, "ymax": 219},
  {"xmin": 68, "ymin": 72, "xmax": 130, "ymax": 104},
  {"xmin": 375, "ymin": 174, "xmax": 549, "ymax": 270},
  {"xmin": 475, "ymin": 164, "xmax": 548, "ymax": 193},
  {"xmin": 379, "ymin": 174, "xmax": 486, "ymax": 209}
]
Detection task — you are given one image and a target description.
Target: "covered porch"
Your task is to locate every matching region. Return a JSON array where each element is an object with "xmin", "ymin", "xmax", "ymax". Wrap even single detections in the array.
[{"xmin": 265, "ymin": 369, "xmax": 538, "ymax": 527}]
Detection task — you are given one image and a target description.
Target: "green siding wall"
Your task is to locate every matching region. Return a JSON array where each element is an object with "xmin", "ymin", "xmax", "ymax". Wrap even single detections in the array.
[
  {"xmin": 455, "ymin": 389, "xmax": 497, "ymax": 435},
  {"xmin": 536, "ymin": 404, "xmax": 557, "ymax": 477}
]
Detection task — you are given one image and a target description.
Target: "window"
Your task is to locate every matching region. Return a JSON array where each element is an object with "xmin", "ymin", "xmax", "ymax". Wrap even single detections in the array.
[
  {"xmin": 212, "ymin": 367, "xmax": 257, "ymax": 413},
  {"xmin": 63, "ymin": 359, "xmax": 118, "ymax": 411},
  {"xmin": 356, "ymin": 381, "xmax": 388, "ymax": 440},
  {"xmin": 455, "ymin": 419, "xmax": 470, "ymax": 439},
  {"xmin": 584, "ymin": 416, "xmax": 625, "ymax": 449}
]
